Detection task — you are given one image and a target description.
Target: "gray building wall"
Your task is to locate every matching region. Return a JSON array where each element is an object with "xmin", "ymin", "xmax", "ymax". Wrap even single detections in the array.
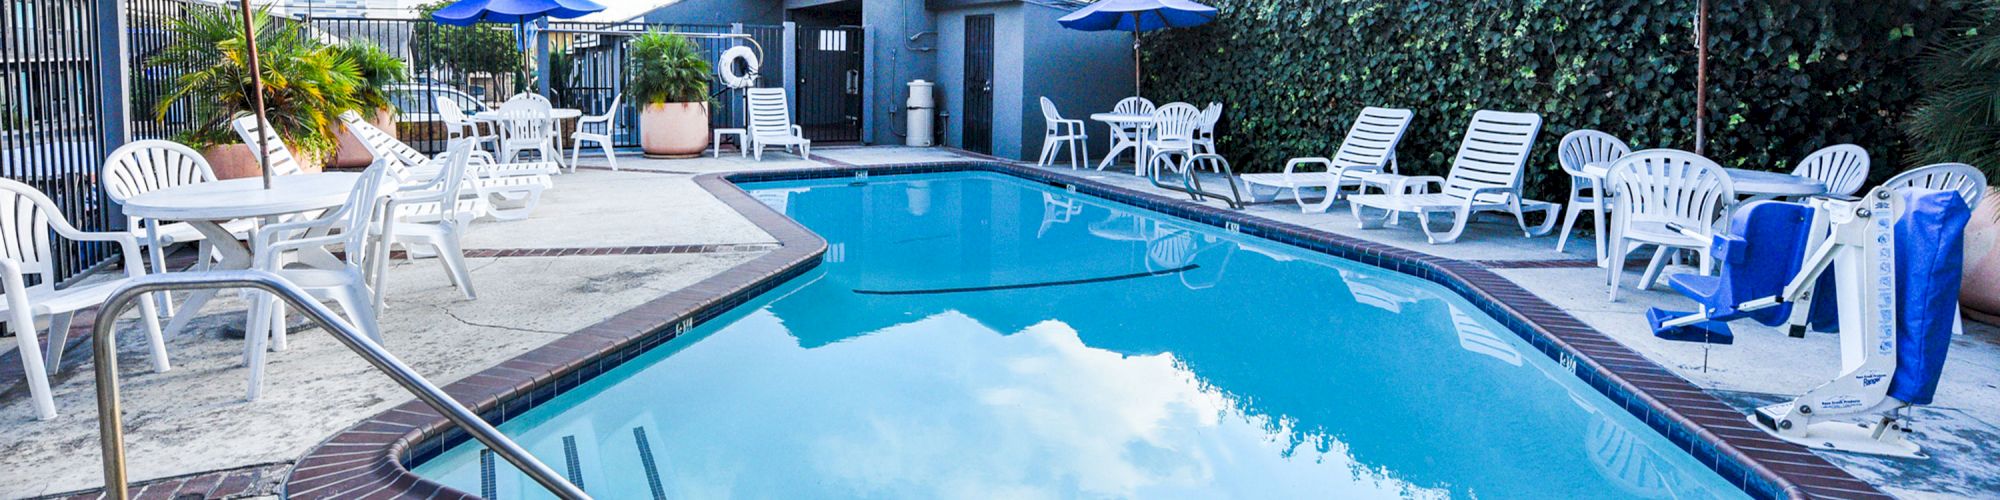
[
  {"xmin": 642, "ymin": 0, "xmax": 787, "ymax": 26},
  {"xmin": 863, "ymin": 0, "xmax": 937, "ymax": 146},
  {"xmin": 1019, "ymin": 3, "xmax": 1132, "ymax": 163},
  {"xmin": 935, "ymin": 3, "xmax": 1024, "ymax": 158}
]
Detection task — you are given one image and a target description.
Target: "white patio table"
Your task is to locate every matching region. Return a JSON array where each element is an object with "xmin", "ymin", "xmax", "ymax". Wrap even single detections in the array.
[
  {"xmin": 123, "ymin": 172, "xmax": 361, "ymax": 336},
  {"xmin": 1583, "ymin": 162, "xmax": 1826, "ymax": 201},
  {"xmin": 1091, "ymin": 112, "xmax": 1154, "ymax": 175},
  {"xmin": 475, "ymin": 108, "xmax": 583, "ymax": 168}
]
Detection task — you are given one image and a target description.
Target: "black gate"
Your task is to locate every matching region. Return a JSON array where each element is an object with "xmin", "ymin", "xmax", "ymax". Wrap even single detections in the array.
[
  {"xmin": 794, "ymin": 25, "xmax": 864, "ymax": 143},
  {"xmin": 962, "ymin": 15, "xmax": 994, "ymax": 155}
]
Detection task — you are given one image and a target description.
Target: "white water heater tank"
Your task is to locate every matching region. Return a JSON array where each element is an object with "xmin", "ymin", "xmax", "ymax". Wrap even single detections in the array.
[{"xmin": 906, "ymin": 80, "xmax": 936, "ymax": 147}]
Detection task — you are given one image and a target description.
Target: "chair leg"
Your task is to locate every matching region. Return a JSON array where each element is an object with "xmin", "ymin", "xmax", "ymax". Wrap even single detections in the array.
[
  {"xmin": 569, "ymin": 137, "xmax": 582, "ymax": 170},
  {"xmin": 1352, "ymin": 202, "xmax": 1392, "ymax": 229},
  {"xmin": 244, "ymin": 295, "xmax": 273, "ymax": 400},
  {"xmin": 1608, "ymin": 239, "xmax": 1630, "ymax": 301},
  {"xmin": 435, "ymin": 234, "xmax": 477, "ymax": 300},
  {"xmin": 1557, "ymin": 199, "xmax": 1583, "ymax": 252},
  {"xmin": 134, "ymin": 299, "xmax": 168, "ymax": 372},
  {"xmin": 1424, "ymin": 206, "xmax": 1472, "ymax": 244},
  {"xmin": 1640, "ymin": 248, "xmax": 1674, "ymax": 291},
  {"xmin": 602, "ymin": 142, "xmax": 618, "ymax": 171},
  {"xmin": 1589, "ymin": 202, "xmax": 1607, "ymax": 266},
  {"xmin": 1036, "ymin": 137, "xmax": 1054, "ymax": 167},
  {"xmin": 10, "ymin": 308, "xmax": 56, "ymax": 419},
  {"xmin": 333, "ymin": 284, "xmax": 383, "ymax": 344},
  {"xmin": 147, "ymin": 241, "xmax": 174, "ymax": 315}
]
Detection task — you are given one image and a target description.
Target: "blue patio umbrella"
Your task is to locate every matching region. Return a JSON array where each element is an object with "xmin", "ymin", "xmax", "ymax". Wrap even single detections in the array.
[
  {"xmin": 431, "ymin": 0, "xmax": 606, "ymax": 91},
  {"xmin": 1057, "ymin": 0, "xmax": 1218, "ymax": 98}
]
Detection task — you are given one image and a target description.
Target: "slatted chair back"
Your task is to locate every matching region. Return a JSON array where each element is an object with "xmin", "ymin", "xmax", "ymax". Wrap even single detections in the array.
[
  {"xmin": 1440, "ymin": 110, "xmax": 1544, "ymax": 202},
  {"xmin": 1113, "ymin": 97, "xmax": 1155, "ymax": 116},
  {"xmin": 1791, "ymin": 144, "xmax": 1871, "ymax": 197},
  {"xmin": 230, "ymin": 115, "xmax": 304, "ymax": 176},
  {"xmin": 1332, "ymin": 107, "xmax": 1414, "ymax": 172},
  {"xmin": 496, "ymin": 98, "xmax": 557, "ymax": 146},
  {"xmin": 339, "ymin": 111, "xmax": 427, "ymax": 176},
  {"xmin": 436, "ymin": 98, "xmax": 478, "ymax": 135},
  {"xmin": 1198, "ymin": 103, "xmax": 1222, "ymax": 137},
  {"xmin": 0, "ymin": 178, "xmax": 63, "ymax": 289},
  {"xmin": 506, "ymin": 93, "xmax": 551, "ymax": 107},
  {"xmin": 1039, "ymin": 96, "xmax": 1066, "ymax": 124},
  {"xmin": 103, "ymin": 140, "xmax": 218, "ymax": 206},
  {"xmin": 1883, "ymin": 162, "xmax": 1989, "ymax": 208},
  {"xmin": 1557, "ymin": 129, "xmax": 1631, "ymax": 180},
  {"xmin": 431, "ymin": 139, "xmax": 475, "ymax": 228},
  {"xmin": 334, "ymin": 165, "xmax": 393, "ymax": 268},
  {"xmin": 747, "ymin": 88, "xmax": 798, "ymax": 141},
  {"xmin": 1150, "ymin": 103, "xmax": 1204, "ymax": 142},
  {"xmin": 1607, "ymin": 149, "xmax": 1737, "ymax": 232}
]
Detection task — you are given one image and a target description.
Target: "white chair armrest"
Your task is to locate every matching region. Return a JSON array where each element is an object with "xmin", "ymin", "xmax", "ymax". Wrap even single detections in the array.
[
  {"xmin": 256, "ymin": 234, "xmax": 348, "ymax": 268},
  {"xmin": 790, "ymin": 125, "xmax": 806, "ymax": 138}
]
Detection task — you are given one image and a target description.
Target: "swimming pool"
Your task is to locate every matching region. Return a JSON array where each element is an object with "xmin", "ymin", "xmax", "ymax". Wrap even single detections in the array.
[{"xmin": 412, "ymin": 171, "xmax": 1744, "ymax": 498}]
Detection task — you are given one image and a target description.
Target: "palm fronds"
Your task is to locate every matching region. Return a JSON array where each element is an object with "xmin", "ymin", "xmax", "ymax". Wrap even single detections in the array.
[
  {"xmin": 1905, "ymin": 0, "xmax": 2000, "ymax": 185},
  {"xmin": 628, "ymin": 31, "xmax": 712, "ymax": 105}
]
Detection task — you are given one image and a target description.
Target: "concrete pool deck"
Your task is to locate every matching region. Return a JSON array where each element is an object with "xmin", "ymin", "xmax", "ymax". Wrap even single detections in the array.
[{"xmin": 1, "ymin": 146, "xmax": 1995, "ymax": 498}]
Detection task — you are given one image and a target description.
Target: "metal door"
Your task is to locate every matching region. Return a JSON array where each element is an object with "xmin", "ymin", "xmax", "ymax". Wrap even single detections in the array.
[
  {"xmin": 963, "ymin": 15, "xmax": 994, "ymax": 154},
  {"xmin": 795, "ymin": 25, "xmax": 865, "ymax": 142}
]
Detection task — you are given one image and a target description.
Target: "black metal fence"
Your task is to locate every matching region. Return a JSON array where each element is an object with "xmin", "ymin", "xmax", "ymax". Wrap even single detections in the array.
[{"xmin": 1, "ymin": 0, "xmax": 118, "ymax": 283}]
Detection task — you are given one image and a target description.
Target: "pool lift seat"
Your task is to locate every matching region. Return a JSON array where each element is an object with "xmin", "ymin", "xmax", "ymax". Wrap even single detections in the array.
[{"xmin": 1645, "ymin": 187, "xmax": 1969, "ymax": 458}]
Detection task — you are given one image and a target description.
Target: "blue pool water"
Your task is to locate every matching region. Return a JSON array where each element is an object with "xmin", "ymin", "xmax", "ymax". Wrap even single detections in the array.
[{"xmin": 414, "ymin": 172, "xmax": 1745, "ymax": 499}]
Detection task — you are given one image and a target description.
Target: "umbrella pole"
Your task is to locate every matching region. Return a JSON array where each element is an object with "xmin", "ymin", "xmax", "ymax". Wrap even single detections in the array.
[
  {"xmin": 1132, "ymin": 13, "xmax": 1141, "ymax": 98},
  {"xmin": 1695, "ymin": 0, "xmax": 1708, "ymax": 155},
  {"xmin": 239, "ymin": 0, "xmax": 272, "ymax": 189}
]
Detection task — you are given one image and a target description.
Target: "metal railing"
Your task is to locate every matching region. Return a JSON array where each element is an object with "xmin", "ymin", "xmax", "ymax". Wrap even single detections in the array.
[
  {"xmin": 2, "ymin": 0, "xmax": 120, "ymax": 283},
  {"xmin": 90, "ymin": 271, "xmax": 588, "ymax": 499}
]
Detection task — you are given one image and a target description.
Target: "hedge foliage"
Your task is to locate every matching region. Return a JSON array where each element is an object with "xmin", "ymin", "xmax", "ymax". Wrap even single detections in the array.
[{"xmin": 1143, "ymin": 0, "xmax": 1968, "ymax": 201}]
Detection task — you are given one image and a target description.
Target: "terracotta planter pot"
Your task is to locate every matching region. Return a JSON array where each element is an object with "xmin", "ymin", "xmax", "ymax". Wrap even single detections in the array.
[
  {"xmin": 202, "ymin": 143, "xmax": 322, "ymax": 180},
  {"xmin": 640, "ymin": 102, "xmax": 710, "ymax": 158},
  {"xmin": 332, "ymin": 108, "xmax": 396, "ymax": 169},
  {"xmin": 1961, "ymin": 188, "xmax": 2000, "ymax": 324}
]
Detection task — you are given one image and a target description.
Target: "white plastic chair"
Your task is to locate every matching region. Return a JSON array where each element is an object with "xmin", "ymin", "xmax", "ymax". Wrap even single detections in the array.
[
  {"xmin": 437, "ymin": 99, "xmax": 496, "ymax": 149},
  {"xmin": 1347, "ymin": 110, "xmax": 1560, "ymax": 243},
  {"xmin": 570, "ymin": 95, "xmax": 621, "ymax": 171},
  {"xmin": 340, "ymin": 111, "xmax": 549, "ymax": 222},
  {"xmin": 496, "ymin": 98, "xmax": 561, "ymax": 165},
  {"xmin": 0, "ymin": 178, "xmax": 166, "ymax": 419},
  {"xmin": 747, "ymin": 88, "xmax": 811, "ymax": 160},
  {"xmin": 230, "ymin": 115, "xmax": 305, "ymax": 176},
  {"xmin": 1883, "ymin": 162, "xmax": 1988, "ymax": 208},
  {"xmin": 1193, "ymin": 102, "xmax": 1223, "ymax": 157},
  {"xmin": 1791, "ymin": 144, "xmax": 1870, "ymax": 197},
  {"xmin": 1554, "ymin": 130, "xmax": 1631, "ymax": 263},
  {"xmin": 102, "ymin": 141, "xmax": 258, "ymax": 314},
  {"xmin": 1100, "ymin": 97, "xmax": 1156, "ymax": 171},
  {"xmin": 243, "ymin": 165, "xmax": 390, "ymax": 399},
  {"xmin": 371, "ymin": 139, "xmax": 479, "ymax": 315},
  {"xmin": 1603, "ymin": 149, "xmax": 1736, "ymax": 301},
  {"xmin": 1240, "ymin": 106, "xmax": 1413, "ymax": 213},
  {"xmin": 507, "ymin": 93, "xmax": 552, "ymax": 107},
  {"xmin": 1144, "ymin": 103, "xmax": 1204, "ymax": 175},
  {"xmin": 1037, "ymin": 96, "xmax": 1089, "ymax": 169}
]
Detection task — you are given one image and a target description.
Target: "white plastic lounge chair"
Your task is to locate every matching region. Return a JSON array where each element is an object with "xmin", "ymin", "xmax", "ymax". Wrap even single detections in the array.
[
  {"xmin": 1554, "ymin": 130, "xmax": 1631, "ymax": 263},
  {"xmin": 1240, "ymin": 107, "xmax": 1413, "ymax": 213},
  {"xmin": 1037, "ymin": 96, "xmax": 1089, "ymax": 169},
  {"xmin": 570, "ymin": 95, "xmax": 621, "ymax": 171},
  {"xmin": 1603, "ymin": 149, "xmax": 1736, "ymax": 301},
  {"xmin": 1098, "ymin": 97, "xmax": 1156, "ymax": 171},
  {"xmin": 0, "ymin": 178, "xmax": 166, "ymax": 419},
  {"xmin": 341, "ymin": 111, "xmax": 550, "ymax": 222},
  {"xmin": 1883, "ymin": 162, "xmax": 1988, "ymax": 208},
  {"xmin": 244, "ymin": 165, "xmax": 390, "ymax": 399},
  {"xmin": 496, "ymin": 98, "xmax": 562, "ymax": 166},
  {"xmin": 1791, "ymin": 144, "xmax": 1869, "ymax": 197},
  {"xmin": 747, "ymin": 88, "xmax": 811, "ymax": 160},
  {"xmin": 1347, "ymin": 110, "xmax": 1558, "ymax": 243},
  {"xmin": 230, "ymin": 115, "xmax": 305, "ymax": 176},
  {"xmin": 1144, "ymin": 103, "xmax": 1204, "ymax": 175},
  {"xmin": 102, "ymin": 140, "xmax": 259, "ymax": 315}
]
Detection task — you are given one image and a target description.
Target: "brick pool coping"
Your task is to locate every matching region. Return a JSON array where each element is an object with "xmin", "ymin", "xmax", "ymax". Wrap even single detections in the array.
[{"xmin": 285, "ymin": 161, "xmax": 1884, "ymax": 499}]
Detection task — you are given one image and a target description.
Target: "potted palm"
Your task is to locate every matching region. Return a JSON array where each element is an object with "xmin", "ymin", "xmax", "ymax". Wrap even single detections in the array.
[
  {"xmin": 629, "ymin": 31, "xmax": 712, "ymax": 158},
  {"xmin": 150, "ymin": 7, "xmax": 360, "ymax": 178},
  {"xmin": 1905, "ymin": 0, "xmax": 2000, "ymax": 323},
  {"xmin": 332, "ymin": 42, "xmax": 409, "ymax": 168}
]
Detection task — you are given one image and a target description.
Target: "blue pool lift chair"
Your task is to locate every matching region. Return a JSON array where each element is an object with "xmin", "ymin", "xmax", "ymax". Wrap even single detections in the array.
[{"xmin": 1644, "ymin": 201, "xmax": 1818, "ymax": 345}]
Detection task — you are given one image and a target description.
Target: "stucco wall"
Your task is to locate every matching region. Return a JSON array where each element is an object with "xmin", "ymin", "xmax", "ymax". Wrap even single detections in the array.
[
  {"xmin": 641, "ymin": 0, "xmax": 787, "ymax": 26},
  {"xmin": 935, "ymin": 3, "xmax": 1025, "ymax": 158},
  {"xmin": 861, "ymin": 0, "xmax": 938, "ymax": 146},
  {"xmin": 1020, "ymin": 3, "xmax": 1134, "ymax": 165}
]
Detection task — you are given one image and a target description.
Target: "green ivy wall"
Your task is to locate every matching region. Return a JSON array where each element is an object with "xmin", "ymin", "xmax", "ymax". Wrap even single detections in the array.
[{"xmin": 1142, "ymin": 0, "xmax": 1966, "ymax": 201}]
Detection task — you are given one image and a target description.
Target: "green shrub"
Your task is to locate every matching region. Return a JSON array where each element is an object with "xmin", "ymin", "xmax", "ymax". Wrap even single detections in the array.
[
  {"xmin": 1906, "ymin": 0, "xmax": 2000, "ymax": 184},
  {"xmin": 1144, "ymin": 0, "xmax": 1967, "ymax": 201},
  {"xmin": 627, "ymin": 31, "xmax": 712, "ymax": 105},
  {"xmin": 148, "ymin": 7, "xmax": 361, "ymax": 157}
]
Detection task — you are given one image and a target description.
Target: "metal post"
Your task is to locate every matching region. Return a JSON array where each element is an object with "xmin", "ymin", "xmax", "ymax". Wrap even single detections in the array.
[
  {"xmin": 537, "ymin": 18, "xmax": 552, "ymax": 99},
  {"xmin": 861, "ymin": 27, "xmax": 875, "ymax": 145},
  {"xmin": 93, "ymin": 0, "xmax": 131, "ymax": 231},
  {"xmin": 782, "ymin": 22, "xmax": 798, "ymax": 118},
  {"xmin": 1694, "ymin": 0, "xmax": 1708, "ymax": 155}
]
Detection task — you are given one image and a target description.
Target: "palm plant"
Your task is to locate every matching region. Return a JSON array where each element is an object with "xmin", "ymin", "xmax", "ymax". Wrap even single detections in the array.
[
  {"xmin": 334, "ymin": 41, "xmax": 409, "ymax": 113},
  {"xmin": 149, "ymin": 7, "xmax": 361, "ymax": 159},
  {"xmin": 627, "ymin": 31, "xmax": 711, "ymax": 104},
  {"xmin": 1905, "ymin": 0, "xmax": 2000, "ymax": 185}
]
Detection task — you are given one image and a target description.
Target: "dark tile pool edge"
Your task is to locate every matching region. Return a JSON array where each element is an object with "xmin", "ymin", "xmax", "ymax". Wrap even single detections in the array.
[
  {"xmin": 728, "ymin": 161, "xmax": 1886, "ymax": 500},
  {"xmin": 282, "ymin": 174, "xmax": 827, "ymax": 499},
  {"xmin": 284, "ymin": 160, "xmax": 1884, "ymax": 499}
]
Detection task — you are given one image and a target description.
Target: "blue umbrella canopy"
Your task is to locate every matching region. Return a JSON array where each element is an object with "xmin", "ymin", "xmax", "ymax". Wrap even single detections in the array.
[
  {"xmin": 431, "ymin": 0, "xmax": 606, "ymax": 26},
  {"xmin": 1057, "ymin": 0, "xmax": 1217, "ymax": 98},
  {"xmin": 1056, "ymin": 0, "xmax": 1217, "ymax": 32}
]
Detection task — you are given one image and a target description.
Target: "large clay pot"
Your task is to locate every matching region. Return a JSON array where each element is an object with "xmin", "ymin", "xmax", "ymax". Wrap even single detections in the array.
[
  {"xmin": 1961, "ymin": 188, "xmax": 2000, "ymax": 324},
  {"xmin": 202, "ymin": 143, "xmax": 322, "ymax": 180},
  {"xmin": 331, "ymin": 108, "xmax": 396, "ymax": 169},
  {"xmin": 640, "ymin": 102, "xmax": 710, "ymax": 158}
]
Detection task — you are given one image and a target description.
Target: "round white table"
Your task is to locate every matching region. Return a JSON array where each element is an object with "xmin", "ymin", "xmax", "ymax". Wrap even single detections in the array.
[
  {"xmin": 474, "ymin": 108, "xmax": 583, "ymax": 168},
  {"xmin": 123, "ymin": 173, "xmax": 362, "ymax": 336},
  {"xmin": 1583, "ymin": 162, "xmax": 1826, "ymax": 200},
  {"xmin": 1091, "ymin": 113, "xmax": 1155, "ymax": 175}
]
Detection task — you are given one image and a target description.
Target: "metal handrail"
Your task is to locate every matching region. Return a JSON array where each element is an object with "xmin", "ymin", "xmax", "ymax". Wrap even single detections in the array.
[{"xmin": 91, "ymin": 270, "xmax": 589, "ymax": 499}]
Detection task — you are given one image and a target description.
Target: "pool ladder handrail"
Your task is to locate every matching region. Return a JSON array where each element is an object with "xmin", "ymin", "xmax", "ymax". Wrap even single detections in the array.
[{"xmin": 90, "ymin": 270, "xmax": 589, "ymax": 500}]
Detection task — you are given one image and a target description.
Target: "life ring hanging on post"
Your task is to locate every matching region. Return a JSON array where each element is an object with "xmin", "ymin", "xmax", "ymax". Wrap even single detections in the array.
[{"xmin": 719, "ymin": 46, "xmax": 761, "ymax": 89}]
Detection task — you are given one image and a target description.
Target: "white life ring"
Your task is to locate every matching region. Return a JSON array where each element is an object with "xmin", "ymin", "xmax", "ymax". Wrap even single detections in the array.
[{"xmin": 719, "ymin": 46, "xmax": 761, "ymax": 89}]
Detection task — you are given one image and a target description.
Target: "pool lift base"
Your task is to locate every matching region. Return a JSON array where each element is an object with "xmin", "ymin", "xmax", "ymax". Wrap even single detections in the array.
[{"xmin": 1649, "ymin": 188, "xmax": 1968, "ymax": 458}]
